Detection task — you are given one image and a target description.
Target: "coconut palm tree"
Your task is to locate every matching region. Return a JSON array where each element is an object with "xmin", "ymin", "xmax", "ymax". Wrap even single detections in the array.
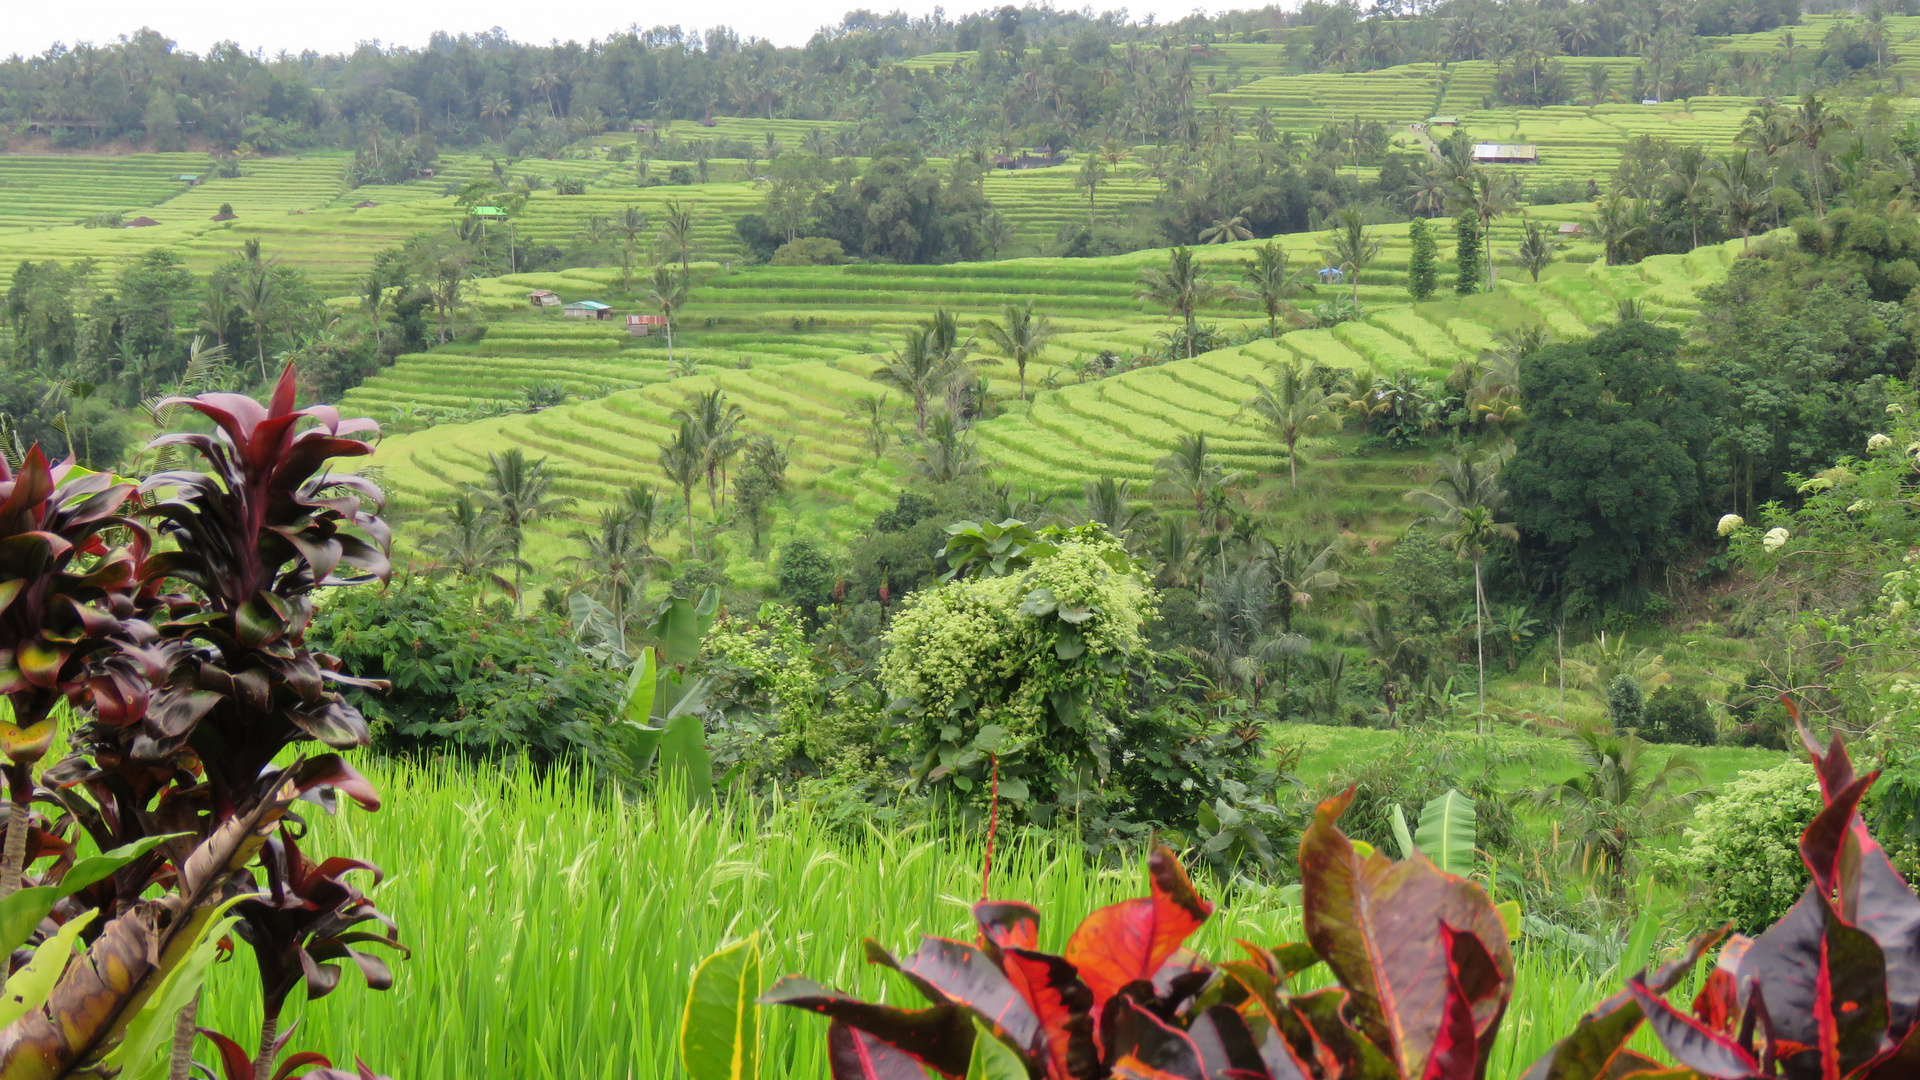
[
  {"xmin": 913, "ymin": 408, "xmax": 977, "ymax": 484},
  {"xmin": 1587, "ymin": 193, "xmax": 1650, "ymax": 266},
  {"xmin": 471, "ymin": 448, "xmax": 578, "ymax": 612},
  {"xmin": 235, "ymin": 259, "xmax": 281, "ymax": 380},
  {"xmin": 1713, "ymin": 150, "xmax": 1768, "ymax": 247},
  {"xmin": 1450, "ymin": 168, "xmax": 1520, "ymax": 290},
  {"xmin": 565, "ymin": 506, "xmax": 667, "ymax": 655},
  {"xmin": 421, "ymin": 494, "xmax": 516, "ymax": 599},
  {"xmin": 1535, "ymin": 729, "xmax": 1707, "ymax": 887},
  {"xmin": 1155, "ymin": 432, "xmax": 1232, "ymax": 514},
  {"xmin": 480, "ymin": 93, "xmax": 512, "ymax": 141},
  {"xmin": 1319, "ymin": 207, "xmax": 1383, "ymax": 303},
  {"xmin": 659, "ymin": 420, "xmax": 706, "ymax": 556},
  {"xmin": 1083, "ymin": 476, "xmax": 1153, "ymax": 543},
  {"xmin": 1240, "ymin": 360, "xmax": 1333, "ymax": 489},
  {"xmin": 645, "ymin": 264, "xmax": 689, "ymax": 366},
  {"xmin": 671, "ymin": 388, "xmax": 745, "ymax": 512},
  {"xmin": 1136, "ymin": 247, "xmax": 1220, "ymax": 359},
  {"xmin": 978, "ymin": 301, "xmax": 1056, "ymax": 401},
  {"xmin": 1199, "ymin": 207, "xmax": 1254, "ymax": 245},
  {"xmin": 1664, "ymin": 143, "xmax": 1714, "ymax": 250},
  {"xmin": 876, "ymin": 326, "xmax": 967, "ymax": 436},
  {"xmin": 1267, "ymin": 537, "xmax": 1342, "ymax": 634},
  {"xmin": 1235, "ymin": 241, "xmax": 1309, "ymax": 338},
  {"xmin": 1406, "ymin": 448, "xmax": 1515, "ymax": 722},
  {"xmin": 845, "ymin": 393, "xmax": 896, "ymax": 461},
  {"xmin": 1077, "ymin": 153, "xmax": 1107, "ymax": 217},
  {"xmin": 1790, "ymin": 92, "xmax": 1850, "ymax": 217},
  {"xmin": 1501, "ymin": 217, "xmax": 1561, "ymax": 282},
  {"xmin": 660, "ymin": 199, "xmax": 696, "ymax": 271}
]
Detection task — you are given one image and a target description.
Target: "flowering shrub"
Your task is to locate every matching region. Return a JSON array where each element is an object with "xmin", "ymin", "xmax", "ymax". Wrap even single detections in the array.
[
  {"xmin": 1663, "ymin": 761, "xmax": 1820, "ymax": 932},
  {"xmin": 880, "ymin": 532, "xmax": 1153, "ymax": 812}
]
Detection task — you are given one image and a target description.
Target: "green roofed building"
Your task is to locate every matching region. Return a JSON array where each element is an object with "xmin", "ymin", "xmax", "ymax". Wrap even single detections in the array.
[{"xmin": 469, "ymin": 206, "xmax": 507, "ymax": 217}]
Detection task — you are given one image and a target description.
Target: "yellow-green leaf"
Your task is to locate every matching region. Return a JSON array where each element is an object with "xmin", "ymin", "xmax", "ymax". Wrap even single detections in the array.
[
  {"xmin": 964, "ymin": 1017, "xmax": 1027, "ymax": 1080},
  {"xmin": 680, "ymin": 934, "xmax": 761, "ymax": 1080},
  {"xmin": 104, "ymin": 900, "xmax": 246, "ymax": 1080},
  {"xmin": 0, "ymin": 910, "xmax": 96, "ymax": 1030},
  {"xmin": 1496, "ymin": 900, "xmax": 1522, "ymax": 942}
]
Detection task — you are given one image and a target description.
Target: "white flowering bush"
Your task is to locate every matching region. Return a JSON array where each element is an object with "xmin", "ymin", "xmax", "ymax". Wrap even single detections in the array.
[
  {"xmin": 880, "ymin": 529, "xmax": 1154, "ymax": 809},
  {"xmin": 1666, "ymin": 762, "xmax": 1820, "ymax": 932}
]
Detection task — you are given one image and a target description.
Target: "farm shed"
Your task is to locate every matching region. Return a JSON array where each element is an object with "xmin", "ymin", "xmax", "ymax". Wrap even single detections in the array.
[
  {"xmin": 1428, "ymin": 116, "xmax": 1458, "ymax": 127},
  {"xmin": 124, "ymin": 217, "xmax": 160, "ymax": 228},
  {"xmin": 564, "ymin": 300, "xmax": 613, "ymax": 320},
  {"xmin": 528, "ymin": 290, "xmax": 562, "ymax": 308},
  {"xmin": 469, "ymin": 206, "xmax": 507, "ymax": 218},
  {"xmin": 1471, "ymin": 143, "xmax": 1538, "ymax": 164},
  {"xmin": 176, "ymin": 174, "xmax": 201, "ymax": 185},
  {"xmin": 627, "ymin": 314, "xmax": 668, "ymax": 336},
  {"xmin": 1558, "ymin": 222, "xmax": 1582, "ymax": 235},
  {"xmin": 353, "ymin": 200, "xmax": 379, "ymax": 208}
]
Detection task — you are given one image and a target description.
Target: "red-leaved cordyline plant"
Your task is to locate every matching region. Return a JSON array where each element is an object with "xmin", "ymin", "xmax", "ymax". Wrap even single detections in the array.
[
  {"xmin": 762, "ymin": 786, "xmax": 1516, "ymax": 1080},
  {"xmin": 0, "ymin": 366, "xmax": 401, "ymax": 1080},
  {"xmin": 1523, "ymin": 711, "xmax": 1920, "ymax": 1080},
  {"xmin": 0, "ymin": 447, "xmax": 164, "ymax": 894}
]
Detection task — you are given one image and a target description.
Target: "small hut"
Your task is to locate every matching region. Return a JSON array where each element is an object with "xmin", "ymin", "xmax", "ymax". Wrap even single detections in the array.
[
  {"xmin": 124, "ymin": 217, "xmax": 160, "ymax": 228},
  {"xmin": 1470, "ymin": 143, "xmax": 1538, "ymax": 165},
  {"xmin": 354, "ymin": 200, "xmax": 379, "ymax": 208},
  {"xmin": 528, "ymin": 290, "xmax": 562, "ymax": 308},
  {"xmin": 626, "ymin": 314, "xmax": 668, "ymax": 337},
  {"xmin": 563, "ymin": 300, "xmax": 613, "ymax": 320}
]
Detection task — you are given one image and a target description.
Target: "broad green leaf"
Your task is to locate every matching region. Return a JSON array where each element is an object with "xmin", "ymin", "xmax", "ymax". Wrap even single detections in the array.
[
  {"xmin": 1415, "ymin": 788, "xmax": 1476, "ymax": 877},
  {"xmin": 659, "ymin": 711, "xmax": 713, "ymax": 805},
  {"xmin": 963, "ymin": 1017, "xmax": 1027, "ymax": 1080},
  {"xmin": 1496, "ymin": 901, "xmax": 1522, "ymax": 942},
  {"xmin": 1390, "ymin": 805, "xmax": 1416, "ymax": 861},
  {"xmin": 0, "ymin": 910, "xmax": 96, "ymax": 1029},
  {"xmin": 680, "ymin": 934, "xmax": 762, "ymax": 1080},
  {"xmin": 104, "ymin": 898, "xmax": 247, "ymax": 1080},
  {"xmin": 0, "ymin": 833, "xmax": 181, "ymax": 957},
  {"xmin": 623, "ymin": 649, "xmax": 658, "ymax": 724}
]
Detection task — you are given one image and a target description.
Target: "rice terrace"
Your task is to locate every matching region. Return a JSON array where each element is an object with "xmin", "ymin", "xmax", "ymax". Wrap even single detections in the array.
[{"xmin": 7, "ymin": 0, "xmax": 1920, "ymax": 1077}]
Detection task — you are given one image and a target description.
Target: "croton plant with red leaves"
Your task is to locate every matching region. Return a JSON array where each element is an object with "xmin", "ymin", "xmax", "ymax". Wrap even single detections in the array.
[
  {"xmin": 763, "ymin": 786, "xmax": 1517, "ymax": 1080},
  {"xmin": 1524, "ymin": 716, "xmax": 1920, "ymax": 1080}
]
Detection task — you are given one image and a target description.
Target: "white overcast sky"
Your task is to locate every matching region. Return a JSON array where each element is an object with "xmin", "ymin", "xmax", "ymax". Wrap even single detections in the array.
[{"xmin": 3, "ymin": 1, "xmax": 1226, "ymax": 57}]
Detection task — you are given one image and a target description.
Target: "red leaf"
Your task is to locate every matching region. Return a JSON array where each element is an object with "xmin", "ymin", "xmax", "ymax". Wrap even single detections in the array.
[
  {"xmin": 273, "ymin": 1052, "xmax": 334, "ymax": 1080},
  {"xmin": 1627, "ymin": 981, "xmax": 1763, "ymax": 1079},
  {"xmin": 828, "ymin": 1021, "xmax": 929, "ymax": 1080},
  {"xmin": 1421, "ymin": 925, "xmax": 1484, "ymax": 1080},
  {"xmin": 1064, "ymin": 845, "xmax": 1213, "ymax": 1013},
  {"xmin": 1106, "ymin": 998, "xmax": 1206, "ymax": 1080},
  {"xmin": 1003, "ymin": 948, "xmax": 1096, "ymax": 1080},
  {"xmin": 865, "ymin": 936, "xmax": 1043, "ymax": 1057},
  {"xmin": 196, "ymin": 1027, "xmax": 256, "ymax": 1080},
  {"xmin": 974, "ymin": 901, "xmax": 1041, "ymax": 952},
  {"xmin": 1693, "ymin": 969, "xmax": 1740, "ymax": 1035},
  {"xmin": 761, "ymin": 975, "xmax": 975, "ymax": 1079}
]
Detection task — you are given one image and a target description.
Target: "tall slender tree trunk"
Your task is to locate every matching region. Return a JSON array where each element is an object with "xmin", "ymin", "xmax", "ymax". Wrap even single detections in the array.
[
  {"xmin": 1473, "ymin": 556, "xmax": 1487, "ymax": 732},
  {"xmin": 253, "ymin": 1014, "xmax": 279, "ymax": 1080},
  {"xmin": 0, "ymin": 762, "xmax": 30, "ymax": 896},
  {"xmin": 168, "ymin": 992, "xmax": 201, "ymax": 1080}
]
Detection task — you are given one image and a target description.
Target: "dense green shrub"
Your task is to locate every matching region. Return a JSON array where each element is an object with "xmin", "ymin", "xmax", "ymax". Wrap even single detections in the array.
[
  {"xmin": 1606, "ymin": 675, "xmax": 1645, "ymax": 729},
  {"xmin": 1642, "ymin": 684, "xmax": 1717, "ymax": 745},
  {"xmin": 1666, "ymin": 761, "xmax": 1819, "ymax": 932},
  {"xmin": 312, "ymin": 575, "xmax": 621, "ymax": 764},
  {"xmin": 769, "ymin": 237, "xmax": 846, "ymax": 265}
]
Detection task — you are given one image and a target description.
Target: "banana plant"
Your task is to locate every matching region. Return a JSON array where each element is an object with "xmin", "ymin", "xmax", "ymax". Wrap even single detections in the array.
[
  {"xmin": 613, "ymin": 648, "xmax": 714, "ymax": 803},
  {"xmin": 1391, "ymin": 788, "xmax": 1477, "ymax": 877}
]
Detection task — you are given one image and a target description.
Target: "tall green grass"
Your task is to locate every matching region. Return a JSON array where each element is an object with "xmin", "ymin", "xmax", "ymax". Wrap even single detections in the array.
[{"xmin": 190, "ymin": 758, "xmax": 1677, "ymax": 1079}]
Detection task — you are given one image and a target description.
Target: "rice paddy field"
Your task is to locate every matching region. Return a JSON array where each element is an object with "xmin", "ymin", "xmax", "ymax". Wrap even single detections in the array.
[
  {"xmin": 190, "ymin": 745, "xmax": 1774, "ymax": 1079},
  {"xmin": 350, "ymin": 226, "xmax": 1743, "ymax": 590}
]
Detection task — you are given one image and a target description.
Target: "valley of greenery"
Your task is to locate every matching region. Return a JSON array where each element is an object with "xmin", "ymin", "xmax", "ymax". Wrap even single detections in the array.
[{"xmin": 8, "ymin": 1, "xmax": 1920, "ymax": 1078}]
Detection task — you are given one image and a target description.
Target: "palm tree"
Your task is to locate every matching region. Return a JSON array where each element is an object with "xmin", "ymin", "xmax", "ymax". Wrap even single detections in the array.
[
  {"xmin": 1083, "ymin": 476, "xmax": 1152, "ymax": 542},
  {"xmin": 978, "ymin": 301, "xmax": 1055, "ymax": 401},
  {"xmin": 421, "ymin": 494, "xmax": 516, "ymax": 598},
  {"xmin": 565, "ymin": 506, "xmax": 666, "ymax": 655},
  {"xmin": 1501, "ymin": 217, "xmax": 1561, "ymax": 282},
  {"xmin": 480, "ymin": 93, "xmax": 512, "ymax": 141},
  {"xmin": 1240, "ymin": 360, "xmax": 1332, "ymax": 489},
  {"xmin": 645, "ymin": 264, "xmax": 689, "ymax": 367},
  {"xmin": 1078, "ymin": 153, "xmax": 1107, "ymax": 217},
  {"xmin": 1267, "ymin": 538, "xmax": 1341, "ymax": 634},
  {"xmin": 1235, "ymin": 241, "xmax": 1309, "ymax": 338},
  {"xmin": 671, "ymin": 388, "xmax": 745, "ymax": 512},
  {"xmin": 359, "ymin": 274, "xmax": 389, "ymax": 354},
  {"xmin": 660, "ymin": 199, "xmax": 696, "ymax": 271},
  {"xmin": 1319, "ymin": 207, "xmax": 1383, "ymax": 303},
  {"xmin": 875, "ymin": 324, "xmax": 968, "ymax": 436},
  {"xmin": 1535, "ymin": 729, "xmax": 1707, "ymax": 887},
  {"xmin": 1155, "ymin": 432, "xmax": 1230, "ymax": 514},
  {"xmin": 1587, "ymin": 193, "xmax": 1649, "ymax": 266},
  {"xmin": 1136, "ymin": 247, "xmax": 1219, "ymax": 359},
  {"xmin": 1406, "ymin": 448, "xmax": 1517, "ymax": 726},
  {"xmin": 845, "ymin": 393, "xmax": 895, "ymax": 461},
  {"xmin": 1199, "ymin": 208, "xmax": 1254, "ymax": 245},
  {"xmin": 236, "ymin": 259, "xmax": 280, "ymax": 380},
  {"xmin": 1451, "ymin": 168, "xmax": 1519, "ymax": 291},
  {"xmin": 659, "ymin": 421, "xmax": 706, "ymax": 556},
  {"xmin": 913, "ymin": 408, "xmax": 976, "ymax": 484},
  {"xmin": 1664, "ymin": 144, "xmax": 1713, "ymax": 250},
  {"xmin": 1713, "ymin": 150, "xmax": 1767, "ymax": 247},
  {"xmin": 471, "ymin": 448, "xmax": 578, "ymax": 612},
  {"xmin": 1790, "ymin": 93, "xmax": 1849, "ymax": 217}
]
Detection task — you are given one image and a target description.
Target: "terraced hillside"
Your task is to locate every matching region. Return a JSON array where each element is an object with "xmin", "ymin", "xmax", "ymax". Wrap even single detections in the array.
[{"xmin": 354, "ymin": 231, "xmax": 1746, "ymax": 583}]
